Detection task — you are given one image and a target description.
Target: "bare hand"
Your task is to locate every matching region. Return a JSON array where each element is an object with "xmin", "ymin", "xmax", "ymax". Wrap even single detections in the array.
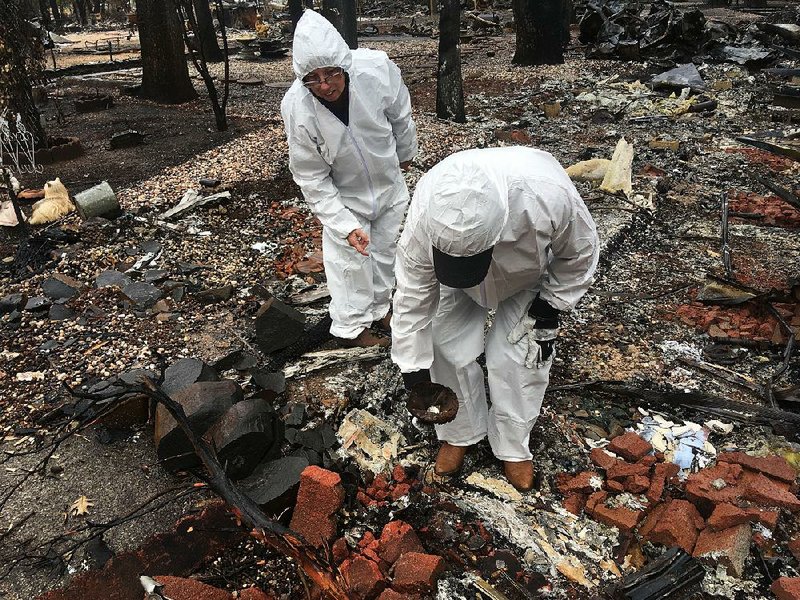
[
  {"xmin": 347, "ymin": 228, "xmax": 370, "ymax": 256},
  {"xmin": 400, "ymin": 160, "xmax": 412, "ymax": 172}
]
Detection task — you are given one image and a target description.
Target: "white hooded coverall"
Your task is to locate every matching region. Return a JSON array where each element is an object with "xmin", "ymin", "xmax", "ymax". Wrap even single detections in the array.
[
  {"xmin": 281, "ymin": 10, "xmax": 418, "ymax": 339},
  {"xmin": 391, "ymin": 147, "xmax": 599, "ymax": 461}
]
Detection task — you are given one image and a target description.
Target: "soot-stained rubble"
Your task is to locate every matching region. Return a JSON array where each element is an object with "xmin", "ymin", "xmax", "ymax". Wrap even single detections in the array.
[{"xmin": 1, "ymin": 1, "xmax": 799, "ymax": 599}]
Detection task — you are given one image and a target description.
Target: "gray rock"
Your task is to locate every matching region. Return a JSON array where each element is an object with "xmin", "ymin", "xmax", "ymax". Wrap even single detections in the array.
[
  {"xmin": 161, "ymin": 358, "xmax": 220, "ymax": 397},
  {"xmin": 240, "ymin": 456, "xmax": 309, "ymax": 506},
  {"xmin": 251, "ymin": 370, "xmax": 286, "ymax": 396},
  {"xmin": 41, "ymin": 273, "xmax": 83, "ymax": 300},
  {"xmin": 208, "ymin": 398, "xmax": 284, "ymax": 480},
  {"xmin": 195, "ymin": 284, "xmax": 234, "ymax": 304},
  {"xmin": 95, "ymin": 270, "xmax": 133, "ymax": 289},
  {"xmin": 24, "ymin": 296, "xmax": 51, "ymax": 312},
  {"xmin": 253, "ymin": 294, "xmax": 306, "ymax": 354},
  {"xmin": 154, "ymin": 380, "xmax": 243, "ymax": 471},
  {"xmin": 142, "ymin": 269, "xmax": 169, "ymax": 283},
  {"xmin": 122, "ymin": 282, "xmax": 161, "ymax": 308},
  {"xmin": 0, "ymin": 293, "xmax": 26, "ymax": 314},
  {"xmin": 139, "ymin": 240, "xmax": 162, "ymax": 255},
  {"xmin": 49, "ymin": 304, "xmax": 75, "ymax": 321}
]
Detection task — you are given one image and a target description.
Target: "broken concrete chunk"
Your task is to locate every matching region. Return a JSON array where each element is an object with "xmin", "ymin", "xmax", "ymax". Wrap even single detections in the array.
[
  {"xmin": 240, "ymin": 456, "xmax": 309, "ymax": 506},
  {"xmin": 208, "ymin": 398, "xmax": 283, "ymax": 480},
  {"xmin": 337, "ymin": 409, "xmax": 406, "ymax": 475},
  {"xmin": 154, "ymin": 380, "xmax": 242, "ymax": 471},
  {"xmin": 161, "ymin": 357, "xmax": 220, "ymax": 397},
  {"xmin": 95, "ymin": 270, "xmax": 132, "ymax": 289},
  {"xmin": 253, "ymin": 293, "xmax": 306, "ymax": 354}
]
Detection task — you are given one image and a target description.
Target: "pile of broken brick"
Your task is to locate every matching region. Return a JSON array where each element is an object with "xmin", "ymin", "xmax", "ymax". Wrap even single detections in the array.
[
  {"xmin": 557, "ymin": 430, "xmax": 800, "ymax": 598},
  {"xmin": 290, "ymin": 465, "xmax": 447, "ymax": 599}
]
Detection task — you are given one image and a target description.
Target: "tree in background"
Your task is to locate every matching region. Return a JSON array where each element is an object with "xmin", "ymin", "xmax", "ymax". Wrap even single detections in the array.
[
  {"xmin": 135, "ymin": 0, "xmax": 197, "ymax": 104},
  {"xmin": 321, "ymin": 0, "xmax": 357, "ymax": 49},
  {"xmin": 436, "ymin": 0, "xmax": 465, "ymax": 122},
  {"xmin": 0, "ymin": 0, "xmax": 48, "ymax": 148},
  {"xmin": 288, "ymin": 0, "xmax": 313, "ymax": 32},
  {"xmin": 192, "ymin": 0, "xmax": 223, "ymax": 62},
  {"xmin": 512, "ymin": 0, "xmax": 568, "ymax": 65}
]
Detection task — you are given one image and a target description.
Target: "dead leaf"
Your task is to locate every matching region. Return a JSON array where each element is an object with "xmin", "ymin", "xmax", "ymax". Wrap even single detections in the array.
[{"xmin": 70, "ymin": 495, "xmax": 95, "ymax": 517}]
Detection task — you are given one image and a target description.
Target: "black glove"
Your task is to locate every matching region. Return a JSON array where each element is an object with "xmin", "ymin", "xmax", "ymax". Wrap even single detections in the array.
[{"xmin": 528, "ymin": 293, "xmax": 560, "ymax": 329}]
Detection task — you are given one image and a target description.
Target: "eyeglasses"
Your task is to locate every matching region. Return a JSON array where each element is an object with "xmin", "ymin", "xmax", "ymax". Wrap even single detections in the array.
[{"xmin": 303, "ymin": 68, "xmax": 344, "ymax": 88}]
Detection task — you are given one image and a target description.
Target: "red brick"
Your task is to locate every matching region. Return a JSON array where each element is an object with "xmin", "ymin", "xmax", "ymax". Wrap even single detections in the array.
[
  {"xmin": 772, "ymin": 577, "xmax": 800, "ymax": 600},
  {"xmin": 624, "ymin": 475, "xmax": 650, "ymax": 494},
  {"xmin": 607, "ymin": 480, "xmax": 625, "ymax": 492},
  {"xmin": 693, "ymin": 524, "xmax": 752, "ymax": 578},
  {"xmin": 342, "ymin": 556, "xmax": 387, "ymax": 600},
  {"xmin": 707, "ymin": 503, "xmax": 777, "ymax": 531},
  {"xmin": 143, "ymin": 576, "xmax": 231, "ymax": 600},
  {"xmin": 718, "ymin": 452, "xmax": 797, "ymax": 483},
  {"xmin": 392, "ymin": 465, "xmax": 409, "ymax": 483},
  {"xmin": 607, "ymin": 461, "xmax": 650, "ymax": 481},
  {"xmin": 378, "ymin": 521, "xmax": 424, "ymax": 565},
  {"xmin": 608, "ymin": 432, "xmax": 653, "ymax": 462},
  {"xmin": 377, "ymin": 590, "xmax": 422, "ymax": 600},
  {"xmin": 646, "ymin": 462, "xmax": 679, "ymax": 503},
  {"xmin": 557, "ymin": 471, "xmax": 603, "ymax": 495},
  {"xmin": 639, "ymin": 455, "xmax": 658, "ymax": 467},
  {"xmin": 637, "ymin": 502, "xmax": 668, "ymax": 539},
  {"xmin": 685, "ymin": 462, "xmax": 744, "ymax": 507},
  {"xmin": 788, "ymin": 537, "xmax": 800, "ymax": 562},
  {"xmin": 586, "ymin": 494, "xmax": 645, "ymax": 532},
  {"xmin": 239, "ymin": 588, "xmax": 275, "ymax": 600},
  {"xmin": 391, "ymin": 483, "xmax": 411, "ymax": 501},
  {"xmin": 289, "ymin": 466, "xmax": 344, "ymax": 548},
  {"xmin": 563, "ymin": 493, "xmax": 588, "ymax": 515},
  {"xmin": 590, "ymin": 448, "xmax": 619, "ymax": 471},
  {"xmin": 742, "ymin": 471, "xmax": 800, "ymax": 512},
  {"xmin": 332, "ymin": 538, "xmax": 350, "ymax": 565},
  {"xmin": 358, "ymin": 531, "xmax": 377, "ymax": 549},
  {"xmin": 645, "ymin": 500, "xmax": 705, "ymax": 553},
  {"xmin": 391, "ymin": 552, "xmax": 445, "ymax": 594}
]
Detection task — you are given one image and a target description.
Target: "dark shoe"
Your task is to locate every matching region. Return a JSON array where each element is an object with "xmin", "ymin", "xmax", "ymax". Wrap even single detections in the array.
[
  {"xmin": 373, "ymin": 311, "xmax": 392, "ymax": 333},
  {"xmin": 435, "ymin": 442, "xmax": 468, "ymax": 476},
  {"xmin": 503, "ymin": 460, "xmax": 534, "ymax": 492},
  {"xmin": 338, "ymin": 328, "xmax": 389, "ymax": 348}
]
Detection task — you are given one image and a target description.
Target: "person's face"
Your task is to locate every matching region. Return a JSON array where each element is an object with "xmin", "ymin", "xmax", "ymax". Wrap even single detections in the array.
[{"xmin": 303, "ymin": 66, "xmax": 346, "ymax": 102}]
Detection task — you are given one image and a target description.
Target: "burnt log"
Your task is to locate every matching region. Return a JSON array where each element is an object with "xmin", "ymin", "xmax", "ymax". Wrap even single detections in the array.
[{"xmin": 209, "ymin": 398, "xmax": 284, "ymax": 480}]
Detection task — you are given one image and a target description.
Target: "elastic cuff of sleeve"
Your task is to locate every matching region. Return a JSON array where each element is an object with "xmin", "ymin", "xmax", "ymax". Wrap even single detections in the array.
[
  {"xmin": 402, "ymin": 369, "xmax": 431, "ymax": 390},
  {"xmin": 528, "ymin": 293, "xmax": 560, "ymax": 322}
]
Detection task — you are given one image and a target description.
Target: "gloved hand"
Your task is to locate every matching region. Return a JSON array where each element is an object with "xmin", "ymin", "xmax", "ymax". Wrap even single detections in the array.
[{"xmin": 507, "ymin": 294, "xmax": 560, "ymax": 369}]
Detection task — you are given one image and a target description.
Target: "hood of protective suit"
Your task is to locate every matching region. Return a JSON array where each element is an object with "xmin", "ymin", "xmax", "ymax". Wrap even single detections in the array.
[
  {"xmin": 425, "ymin": 166, "xmax": 508, "ymax": 257},
  {"xmin": 292, "ymin": 10, "xmax": 353, "ymax": 80}
]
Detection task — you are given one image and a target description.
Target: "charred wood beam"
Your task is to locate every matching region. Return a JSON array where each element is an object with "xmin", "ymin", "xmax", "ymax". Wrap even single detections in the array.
[
  {"xmin": 753, "ymin": 174, "xmax": 800, "ymax": 212},
  {"xmin": 736, "ymin": 136, "xmax": 800, "ymax": 162}
]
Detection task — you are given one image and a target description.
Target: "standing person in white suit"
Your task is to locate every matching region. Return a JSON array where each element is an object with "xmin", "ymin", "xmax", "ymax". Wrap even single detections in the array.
[
  {"xmin": 281, "ymin": 10, "xmax": 418, "ymax": 347},
  {"xmin": 391, "ymin": 147, "xmax": 599, "ymax": 491}
]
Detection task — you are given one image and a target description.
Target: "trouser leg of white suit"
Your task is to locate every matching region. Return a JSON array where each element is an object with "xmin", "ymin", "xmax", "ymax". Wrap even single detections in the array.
[
  {"xmin": 431, "ymin": 287, "xmax": 491, "ymax": 447},
  {"xmin": 486, "ymin": 289, "xmax": 552, "ymax": 462},
  {"xmin": 366, "ymin": 196, "xmax": 407, "ymax": 323},
  {"xmin": 322, "ymin": 190, "xmax": 407, "ymax": 339}
]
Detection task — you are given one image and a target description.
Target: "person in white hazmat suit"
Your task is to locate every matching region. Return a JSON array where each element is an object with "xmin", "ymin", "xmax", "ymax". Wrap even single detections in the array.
[
  {"xmin": 391, "ymin": 147, "xmax": 599, "ymax": 491},
  {"xmin": 281, "ymin": 10, "xmax": 418, "ymax": 347}
]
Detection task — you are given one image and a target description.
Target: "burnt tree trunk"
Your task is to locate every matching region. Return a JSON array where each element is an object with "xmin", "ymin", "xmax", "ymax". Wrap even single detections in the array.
[
  {"xmin": 512, "ymin": 0, "xmax": 567, "ymax": 65},
  {"xmin": 74, "ymin": 0, "xmax": 89, "ymax": 24},
  {"xmin": 192, "ymin": 0, "xmax": 223, "ymax": 62},
  {"xmin": 288, "ymin": 0, "xmax": 313, "ymax": 31},
  {"xmin": 512, "ymin": 0, "xmax": 566, "ymax": 65},
  {"xmin": 135, "ymin": 0, "xmax": 197, "ymax": 104},
  {"xmin": 38, "ymin": 0, "xmax": 51, "ymax": 24},
  {"xmin": 321, "ymin": 0, "xmax": 357, "ymax": 49},
  {"xmin": 0, "ymin": 0, "xmax": 48, "ymax": 148},
  {"xmin": 436, "ymin": 0, "xmax": 465, "ymax": 122}
]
